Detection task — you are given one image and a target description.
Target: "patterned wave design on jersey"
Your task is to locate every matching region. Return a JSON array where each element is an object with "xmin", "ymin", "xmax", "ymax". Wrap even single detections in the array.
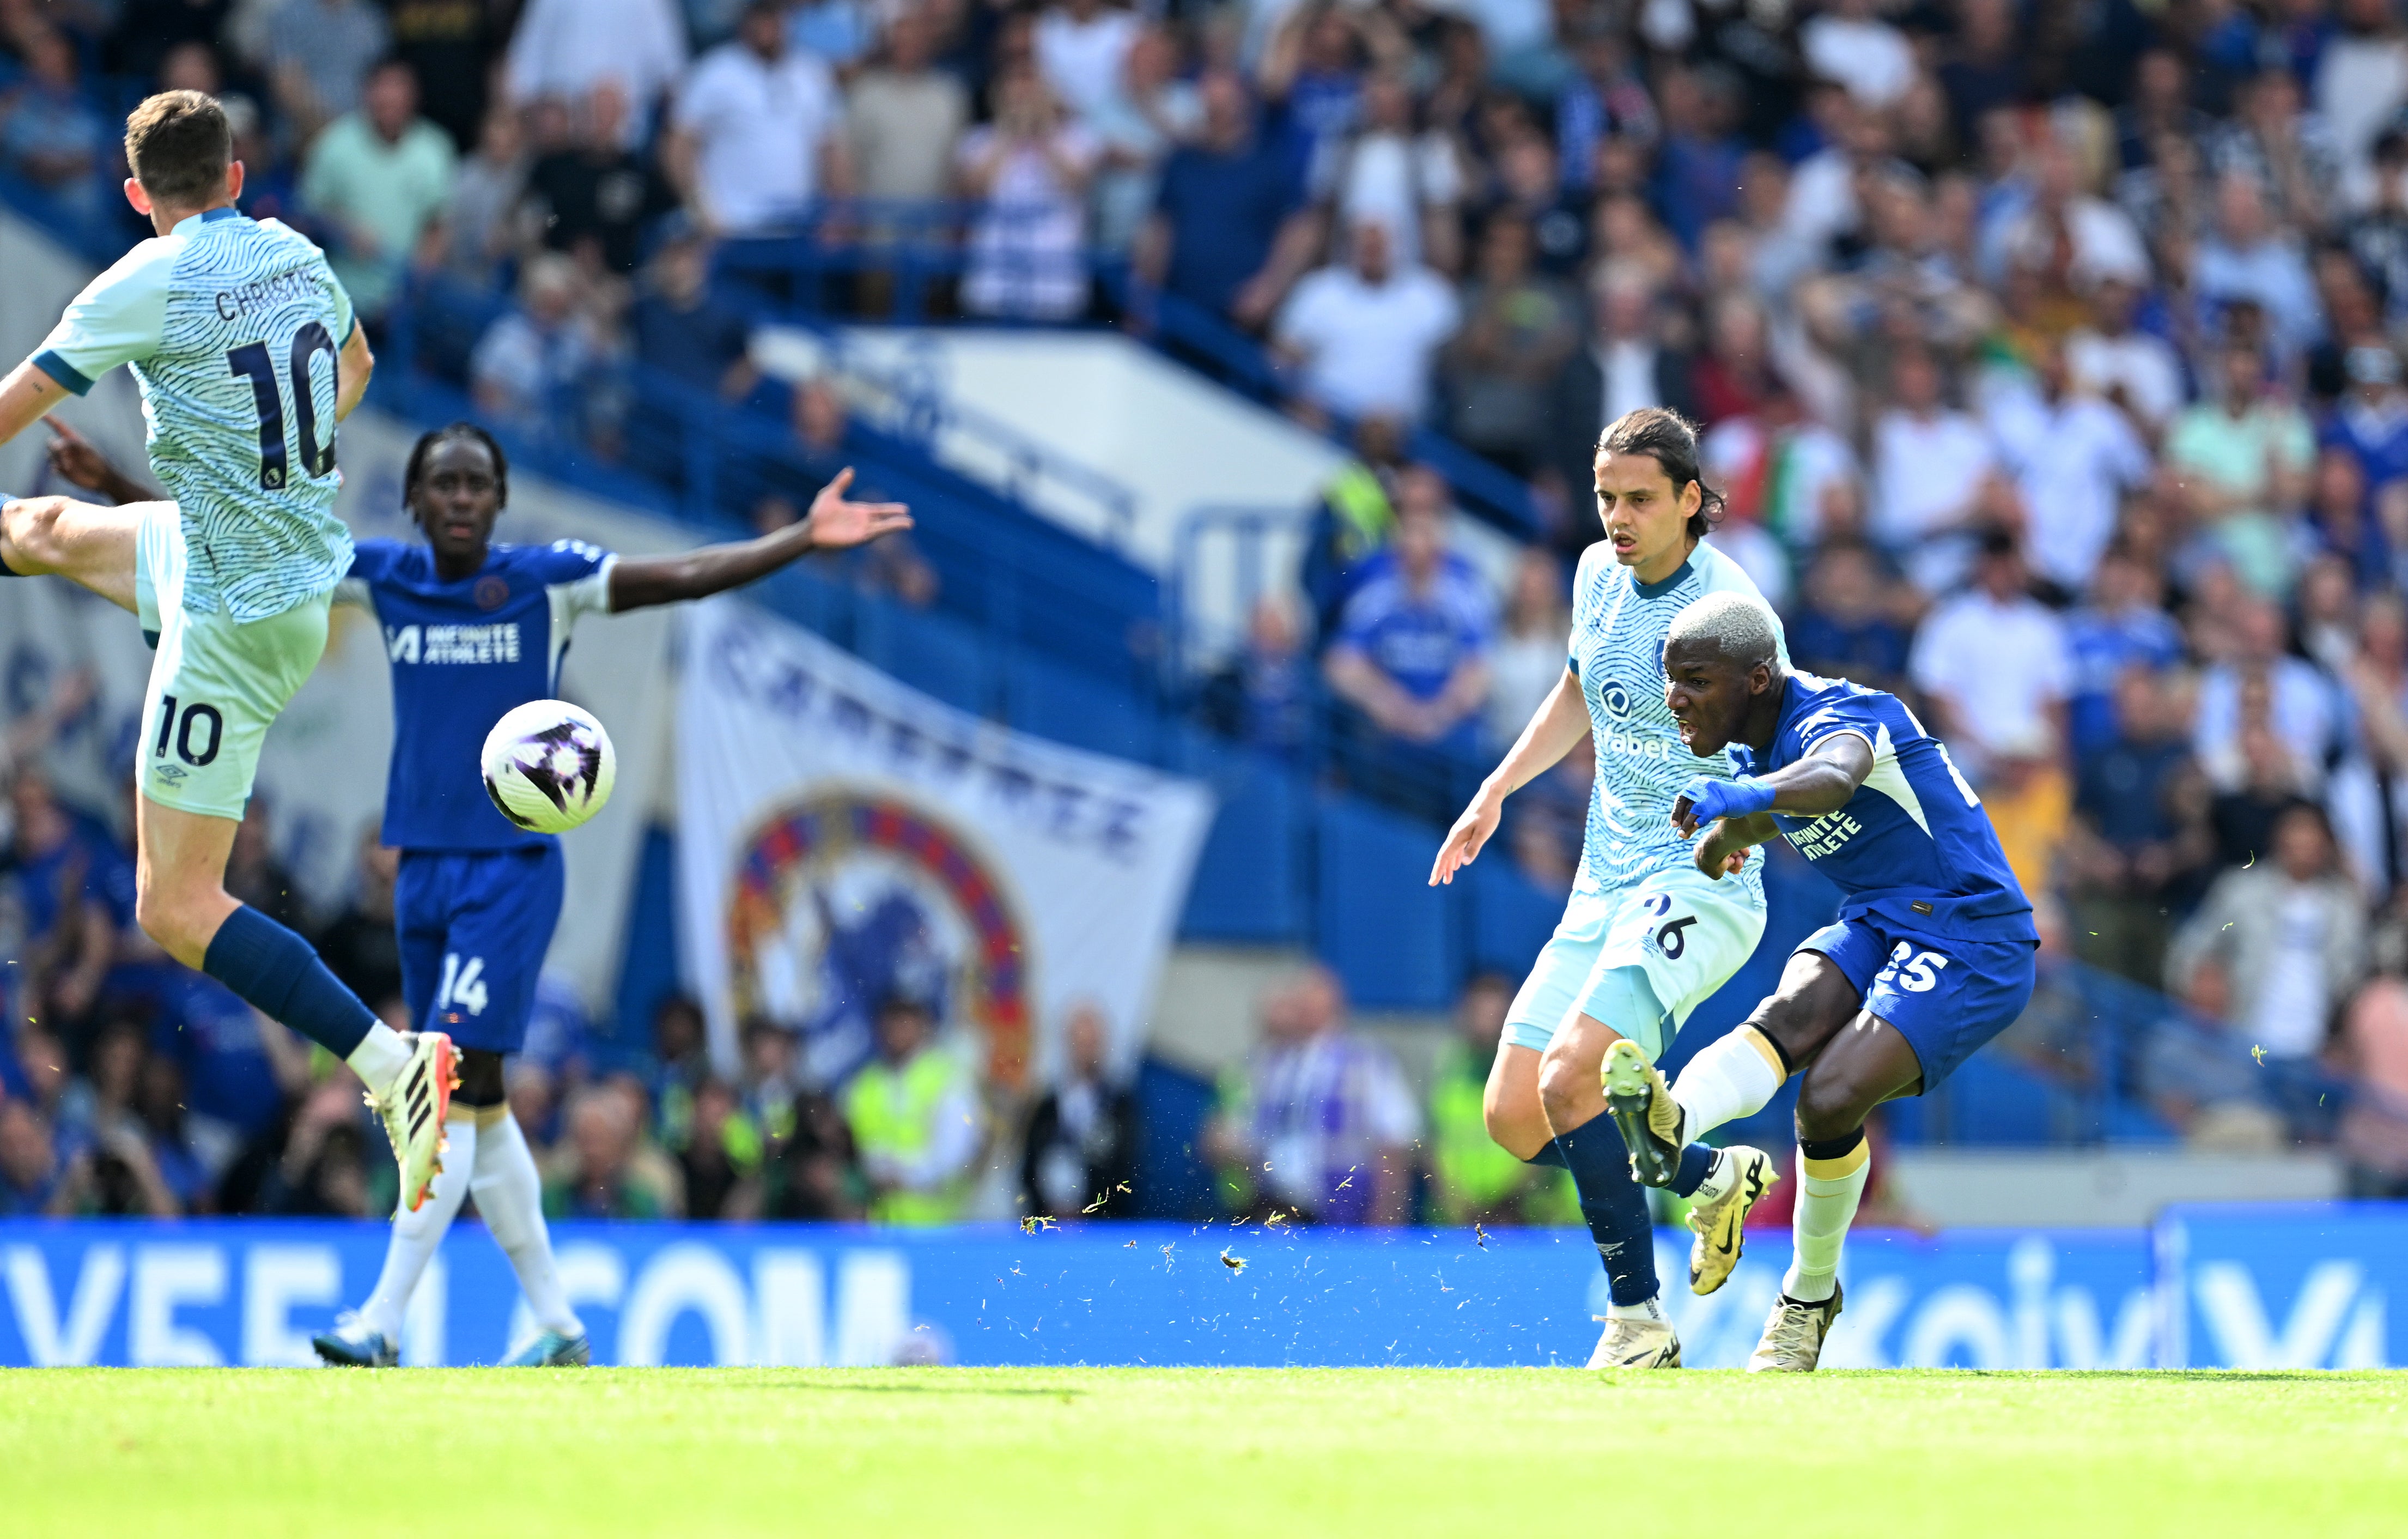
[
  {"xmin": 141, "ymin": 216, "xmax": 354, "ymax": 622},
  {"xmin": 1567, "ymin": 544, "xmax": 1766, "ymax": 901}
]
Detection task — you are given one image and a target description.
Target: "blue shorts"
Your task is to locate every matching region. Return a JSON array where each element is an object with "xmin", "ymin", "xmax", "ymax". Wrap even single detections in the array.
[
  {"xmin": 1799, "ymin": 914, "xmax": 2039, "ymax": 1091},
  {"xmin": 395, "ymin": 843, "xmax": 565, "ymax": 1055}
]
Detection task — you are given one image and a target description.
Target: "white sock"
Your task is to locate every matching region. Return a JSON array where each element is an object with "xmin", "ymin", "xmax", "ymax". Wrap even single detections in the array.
[
  {"xmin": 1606, "ymin": 1293, "xmax": 1667, "ymax": 1323},
  {"xmin": 1691, "ymin": 1149, "xmax": 1737, "ymax": 1203},
  {"xmin": 358, "ymin": 1113, "xmax": 476, "ymax": 1340},
  {"xmin": 346, "ymin": 1022, "xmax": 412, "ymax": 1096},
  {"xmin": 1670, "ymin": 1026, "xmax": 1786, "ymax": 1141},
  {"xmin": 473, "ymin": 1109, "xmax": 582, "ymax": 1336},
  {"xmin": 1783, "ymin": 1138, "xmax": 1871, "ymax": 1304}
]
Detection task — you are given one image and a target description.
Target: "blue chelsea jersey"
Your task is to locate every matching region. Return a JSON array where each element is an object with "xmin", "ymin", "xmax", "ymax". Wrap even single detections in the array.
[
  {"xmin": 337, "ymin": 538, "xmax": 616, "ymax": 851},
  {"xmin": 1734, "ymin": 671, "xmax": 2037, "ymax": 944}
]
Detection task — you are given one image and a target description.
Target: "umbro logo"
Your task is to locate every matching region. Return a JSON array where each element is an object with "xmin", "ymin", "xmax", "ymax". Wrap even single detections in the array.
[{"xmin": 153, "ymin": 764, "xmax": 187, "ymax": 785}]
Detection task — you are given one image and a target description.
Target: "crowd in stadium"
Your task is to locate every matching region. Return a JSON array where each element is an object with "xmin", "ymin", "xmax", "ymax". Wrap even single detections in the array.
[{"xmin": 4, "ymin": 0, "xmax": 2408, "ymax": 1223}]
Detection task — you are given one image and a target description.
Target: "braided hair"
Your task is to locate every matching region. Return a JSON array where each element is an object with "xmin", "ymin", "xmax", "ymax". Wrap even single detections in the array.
[{"xmin": 402, "ymin": 421, "xmax": 509, "ymax": 514}]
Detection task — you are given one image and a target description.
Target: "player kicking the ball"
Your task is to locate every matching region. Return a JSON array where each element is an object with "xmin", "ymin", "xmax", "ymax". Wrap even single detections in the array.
[
  {"xmin": 1430, "ymin": 409, "xmax": 1783, "ymax": 1370},
  {"xmin": 47, "ymin": 422, "xmax": 909, "ymax": 1366},
  {"xmin": 1607, "ymin": 591, "xmax": 2038, "ymax": 1371},
  {"xmin": 0, "ymin": 92, "xmax": 461, "ymax": 1214}
]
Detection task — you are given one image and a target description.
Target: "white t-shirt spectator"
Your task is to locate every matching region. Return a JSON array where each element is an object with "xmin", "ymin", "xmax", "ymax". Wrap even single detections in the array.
[
  {"xmin": 674, "ymin": 41, "xmax": 839, "ymax": 233},
  {"xmin": 1872, "ymin": 408, "xmax": 1994, "ymax": 548},
  {"xmin": 1334, "ymin": 131, "xmax": 1461, "ymax": 270},
  {"xmin": 2063, "ymin": 325, "xmax": 2186, "ymax": 430},
  {"xmin": 1035, "ymin": 6, "xmax": 1141, "ymax": 122},
  {"xmin": 505, "ymin": 0, "xmax": 688, "ymax": 138},
  {"xmin": 1987, "ymin": 390, "xmax": 2154, "ymax": 591},
  {"xmin": 1276, "ymin": 264, "xmax": 1462, "ymax": 422},
  {"xmin": 2193, "ymin": 656, "xmax": 2343, "ymax": 792},
  {"xmin": 1801, "ymin": 13, "xmax": 1916, "ymax": 108},
  {"xmin": 1910, "ymin": 589, "xmax": 2074, "ymax": 762}
]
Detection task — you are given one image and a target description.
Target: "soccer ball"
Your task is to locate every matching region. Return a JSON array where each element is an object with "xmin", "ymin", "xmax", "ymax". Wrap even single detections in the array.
[{"xmin": 481, "ymin": 700, "xmax": 616, "ymax": 834}]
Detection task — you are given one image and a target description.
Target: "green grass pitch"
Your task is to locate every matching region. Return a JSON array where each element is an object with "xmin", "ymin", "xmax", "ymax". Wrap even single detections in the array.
[{"xmin": 4, "ymin": 1367, "xmax": 2403, "ymax": 1536}]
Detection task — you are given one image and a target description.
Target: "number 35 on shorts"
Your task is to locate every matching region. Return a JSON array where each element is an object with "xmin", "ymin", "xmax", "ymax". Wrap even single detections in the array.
[{"xmin": 1874, "ymin": 941, "xmax": 1951, "ymax": 993}]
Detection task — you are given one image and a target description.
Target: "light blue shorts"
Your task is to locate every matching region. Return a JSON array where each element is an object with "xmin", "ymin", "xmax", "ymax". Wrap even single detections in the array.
[{"xmin": 1502, "ymin": 864, "xmax": 1767, "ymax": 1061}]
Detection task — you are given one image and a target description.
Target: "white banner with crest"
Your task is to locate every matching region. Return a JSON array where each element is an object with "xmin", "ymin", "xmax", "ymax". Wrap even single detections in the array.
[{"xmin": 674, "ymin": 596, "xmax": 1212, "ymax": 1089}]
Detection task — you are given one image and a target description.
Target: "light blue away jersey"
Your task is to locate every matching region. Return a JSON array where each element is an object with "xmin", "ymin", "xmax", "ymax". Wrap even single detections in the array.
[
  {"xmin": 35, "ymin": 207, "xmax": 357, "ymax": 622},
  {"xmin": 1568, "ymin": 538, "xmax": 1785, "ymax": 900},
  {"xmin": 1734, "ymin": 671, "xmax": 2037, "ymax": 944},
  {"xmin": 336, "ymin": 538, "xmax": 617, "ymax": 851}
]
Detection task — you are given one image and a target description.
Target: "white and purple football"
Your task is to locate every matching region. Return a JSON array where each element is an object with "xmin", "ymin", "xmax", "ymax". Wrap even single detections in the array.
[{"xmin": 480, "ymin": 700, "xmax": 616, "ymax": 834}]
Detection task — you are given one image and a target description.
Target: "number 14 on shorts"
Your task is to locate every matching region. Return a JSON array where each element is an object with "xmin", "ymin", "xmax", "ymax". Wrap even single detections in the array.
[
  {"xmin": 1875, "ymin": 941, "xmax": 1950, "ymax": 993},
  {"xmin": 437, "ymin": 953, "xmax": 489, "ymax": 1017}
]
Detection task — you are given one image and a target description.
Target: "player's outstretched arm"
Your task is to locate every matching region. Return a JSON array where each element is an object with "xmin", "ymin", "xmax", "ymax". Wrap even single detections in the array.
[
  {"xmin": 44, "ymin": 419, "xmax": 159, "ymax": 506},
  {"xmin": 334, "ymin": 322, "xmax": 374, "ymax": 422},
  {"xmin": 607, "ymin": 467, "xmax": 911, "ymax": 613},
  {"xmin": 0, "ymin": 358, "xmax": 71, "ymax": 447},
  {"xmin": 1670, "ymin": 732, "xmax": 1875, "ymax": 881},
  {"xmin": 1428, "ymin": 667, "xmax": 1588, "ymax": 887}
]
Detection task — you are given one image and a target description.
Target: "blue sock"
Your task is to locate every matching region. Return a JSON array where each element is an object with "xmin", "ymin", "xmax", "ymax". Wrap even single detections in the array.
[
  {"xmin": 203, "ymin": 904, "xmax": 376, "ymax": 1058},
  {"xmin": 1554, "ymin": 1113, "xmax": 1658, "ymax": 1306},
  {"xmin": 1522, "ymin": 1141, "xmax": 1569, "ymax": 1171},
  {"xmin": 1668, "ymin": 1141, "xmax": 1718, "ymax": 1198}
]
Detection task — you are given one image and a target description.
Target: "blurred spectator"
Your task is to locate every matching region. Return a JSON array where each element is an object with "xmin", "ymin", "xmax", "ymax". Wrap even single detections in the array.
[
  {"xmin": 1, "ymin": 27, "xmax": 106, "ymax": 223},
  {"xmin": 648, "ymin": 993, "xmax": 710, "ymax": 1143},
  {"xmin": 247, "ymin": 1069, "xmax": 380, "ymax": 1216},
  {"xmin": 262, "ymin": 0, "xmax": 390, "ymax": 142},
  {"xmin": 1274, "ymin": 219, "xmax": 1461, "ymax": 425},
  {"xmin": 667, "ymin": 1, "xmax": 847, "ymax": 238},
  {"xmin": 737, "ymin": 1016, "xmax": 804, "ymax": 1139},
  {"xmin": 1439, "ymin": 214, "xmax": 1579, "ymax": 478},
  {"xmin": 846, "ymin": 993, "xmax": 981, "ymax": 1225},
  {"xmin": 105, "ymin": 0, "xmax": 234, "ymax": 84},
  {"xmin": 7, "ymin": 770, "xmax": 120, "ymax": 1033},
  {"xmin": 761, "ymin": 1090, "xmax": 865, "ymax": 1219},
  {"xmin": 1034, "ymin": 0, "xmax": 1139, "ymax": 126},
  {"xmin": 2195, "ymin": 172, "xmax": 2322, "ymax": 358},
  {"xmin": 299, "ymin": 57, "xmax": 455, "ymax": 320},
  {"xmin": 2346, "ymin": 130, "xmax": 2408, "ymax": 329},
  {"xmin": 1136, "ymin": 70, "xmax": 1315, "ymax": 331},
  {"xmin": 0, "ymin": 1098, "xmax": 69, "ymax": 1216},
  {"xmin": 2064, "ymin": 276, "xmax": 2185, "ymax": 434},
  {"xmin": 2065, "ymin": 549, "xmax": 2188, "ymax": 757},
  {"xmin": 54, "ymin": 1023, "xmax": 183, "ymax": 1216},
  {"xmin": 383, "ymin": 0, "xmax": 503, "ymax": 151},
  {"xmin": 1205, "ymin": 966, "xmax": 1418, "ymax": 1226},
  {"xmin": 1909, "ymin": 531, "xmax": 2073, "ymax": 783},
  {"xmin": 504, "ymin": 0, "xmax": 689, "ymax": 144},
  {"xmin": 634, "ymin": 225, "xmax": 757, "ymax": 398},
  {"xmin": 2321, "ymin": 0, "xmax": 2408, "ymax": 205},
  {"xmin": 2166, "ymin": 343, "xmax": 2316, "ymax": 598},
  {"xmin": 2324, "ymin": 345, "xmax": 2408, "ymax": 496},
  {"xmin": 1086, "ymin": 25, "xmax": 1198, "ymax": 255},
  {"xmin": 1986, "ymin": 341, "xmax": 2154, "ymax": 596},
  {"xmin": 1328, "ymin": 70, "xmax": 1463, "ymax": 276},
  {"xmin": 2193, "ymin": 599, "xmax": 2342, "ymax": 797},
  {"xmin": 1510, "ymin": 733, "xmax": 1593, "ymax": 894},
  {"xmin": 846, "ymin": 7, "xmax": 972, "ymax": 207},
  {"xmin": 1323, "ymin": 471, "xmax": 1495, "ymax": 752},
  {"xmin": 1428, "ymin": 973, "xmax": 1572, "ymax": 1226},
  {"xmin": 1198, "ymin": 592, "xmax": 1312, "ymax": 757},
  {"xmin": 956, "ymin": 68, "xmax": 1099, "ymax": 320},
  {"xmin": 544, "ymin": 1081, "xmax": 684, "ymax": 1219},
  {"xmin": 314, "ymin": 828, "xmax": 404, "ymax": 1016},
  {"xmin": 2334, "ymin": 911, "xmax": 2408, "ymax": 1195},
  {"xmin": 1802, "ymin": 0, "xmax": 1916, "ymax": 110},
  {"xmin": 1297, "ymin": 415, "xmax": 1403, "ymax": 639},
  {"xmin": 527, "ymin": 82, "xmax": 679, "ymax": 275},
  {"xmin": 673, "ymin": 1077, "xmax": 763, "ymax": 1220},
  {"xmin": 1787, "ymin": 540, "xmax": 1912, "ymax": 691},
  {"xmin": 1484, "ymin": 548, "xmax": 1568, "ymax": 748},
  {"xmin": 2171, "ymin": 803, "xmax": 2369, "ymax": 1064},
  {"xmin": 442, "ymin": 104, "xmax": 532, "ymax": 287},
  {"xmin": 470, "ymin": 254, "xmax": 619, "ymax": 437},
  {"xmin": 1871, "ymin": 348, "xmax": 1998, "ymax": 593},
  {"xmin": 1019, "ymin": 1001, "xmax": 1139, "ymax": 1218},
  {"xmin": 2066, "ymin": 667, "xmax": 2210, "ymax": 985}
]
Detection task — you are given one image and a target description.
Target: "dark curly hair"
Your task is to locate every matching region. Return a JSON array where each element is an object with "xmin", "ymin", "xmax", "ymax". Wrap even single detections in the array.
[
  {"xmin": 402, "ymin": 422, "xmax": 510, "ymax": 514},
  {"xmin": 1597, "ymin": 407, "xmax": 1725, "ymax": 541}
]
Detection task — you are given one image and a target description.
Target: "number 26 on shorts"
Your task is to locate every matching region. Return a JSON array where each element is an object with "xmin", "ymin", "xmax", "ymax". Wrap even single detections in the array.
[{"xmin": 1874, "ymin": 941, "xmax": 1950, "ymax": 994}]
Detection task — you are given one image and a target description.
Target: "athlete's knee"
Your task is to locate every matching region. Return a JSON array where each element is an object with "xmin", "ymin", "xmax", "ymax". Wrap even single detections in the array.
[
  {"xmin": 1793, "ymin": 1062, "xmax": 1876, "ymax": 1144},
  {"xmin": 456, "ymin": 1049, "xmax": 507, "ymax": 1107},
  {"xmin": 132, "ymin": 870, "xmax": 225, "ymax": 959},
  {"xmin": 1482, "ymin": 1082, "xmax": 1552, "ymax": 1161},
  {"xmin": 2, "ymin": 495, "xmax": 64, "ymax": 571},
  {"xmin": 1535, "ymin": 1044, "xmax": 1597, "ymax": 1129}
]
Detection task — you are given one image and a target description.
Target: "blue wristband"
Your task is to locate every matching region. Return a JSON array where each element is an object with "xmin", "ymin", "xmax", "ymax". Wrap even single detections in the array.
[{"xmin": 1724, "ymin": 778, "xmax": 1775, "ymax": 819}]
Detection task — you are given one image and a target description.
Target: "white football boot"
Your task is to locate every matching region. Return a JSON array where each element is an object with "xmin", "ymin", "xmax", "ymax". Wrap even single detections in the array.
[
  {"xmin": 1747, "ymin": 1283, "xmax": 1845, "ymax": 1372},
  {"xmin": 370, "ymin": 1031, "xmax": 458, "ymax": 1214},
  {"xmin": 1586, "ymin": 1311, "xmax": 1682, "ymax": 1369},
  {"xmin": 1685, "ymin": 1146, "xmax": 1778, "ymax": 1296}
]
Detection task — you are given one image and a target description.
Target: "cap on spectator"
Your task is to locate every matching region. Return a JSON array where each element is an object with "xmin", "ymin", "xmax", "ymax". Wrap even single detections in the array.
[{"xmin": 2345, "ymin": 346, "xmax": 2401, "ymax": 387}]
